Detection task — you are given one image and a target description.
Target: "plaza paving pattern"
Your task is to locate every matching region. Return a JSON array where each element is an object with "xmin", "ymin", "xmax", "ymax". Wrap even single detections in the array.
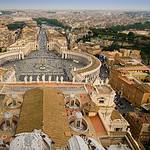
[{"xmin": 3, "ymin": 29, "xmax": 86, "ymax": 82}]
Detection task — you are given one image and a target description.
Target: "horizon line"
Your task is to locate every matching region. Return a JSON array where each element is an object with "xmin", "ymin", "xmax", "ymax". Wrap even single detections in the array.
[{"xmin": 0, "ymin": 8, "xmax": 150, "ymax": 11}]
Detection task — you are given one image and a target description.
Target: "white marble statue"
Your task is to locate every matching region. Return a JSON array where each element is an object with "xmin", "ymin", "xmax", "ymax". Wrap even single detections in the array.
[
  {"xmin": 60, "ymin": 76, "xmax": 64, "ymax": 83},
  {"xmin": 72, "ymin": 77, "xmax": 75, "ymax": 83},
  {"xmin": 29, "ymin": 76, "xmax": 33, "ymax": 82},
  {"xmin": 48, "ymin": 76, "xmax": 52, "ymax": 82},
  {"xmin": 42, "ymin": 74, "xmax": 45, "ymax": 82},
  {"xmin": 56, "ymin": 76, "xmax": 59, "ymax": 82},
  {"xmin": 37, "ymin": 75, "xmax": 40, "ymax": 83},
  {"xmin": 24, "ymin": 76, "xmax": 27, "ymax": 83}
]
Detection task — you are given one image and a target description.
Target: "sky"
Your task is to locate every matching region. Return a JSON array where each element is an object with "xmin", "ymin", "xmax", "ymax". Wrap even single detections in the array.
[{"xmin": 0, "ymin": 0, "xmax": 150, "ymax": 10}]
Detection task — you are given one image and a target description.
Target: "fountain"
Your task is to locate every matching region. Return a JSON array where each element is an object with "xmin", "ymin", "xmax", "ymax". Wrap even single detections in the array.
[
  {"xmin": 0, "ymin": 112, "xmax": 17, "ymax": 132},
  {"xmin": 65, "ymin": 94, "xmax": 80, "ymax": 109},
  {"xmin": 3, "ymin": 112, "xmax": 13, "ymax": 131},
  {"xmin": 69, "ymin": 111, "xmax": 88, "ymax": 133},
  {"xmin": 39, "ymin": 64, "xmax": 46, "ymax": 71},
  {"xmin": 34, "ymin": 58, "xmax": 48, "ymax": 71},
  {"xmin": 5, "ymin": 94, "xmax": 22, "ymax": 109}
]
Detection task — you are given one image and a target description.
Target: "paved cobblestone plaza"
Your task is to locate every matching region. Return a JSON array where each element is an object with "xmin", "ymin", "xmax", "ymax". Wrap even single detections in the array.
[{"xmin": 3, "ymin": 29, "xmax": 86, "ymax": 82}]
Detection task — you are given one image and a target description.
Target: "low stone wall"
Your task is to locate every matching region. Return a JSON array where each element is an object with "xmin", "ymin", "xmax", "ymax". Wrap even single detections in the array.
[{"xmin": 99, "ymin": 132, "xmax": 141, "ymax": 150}]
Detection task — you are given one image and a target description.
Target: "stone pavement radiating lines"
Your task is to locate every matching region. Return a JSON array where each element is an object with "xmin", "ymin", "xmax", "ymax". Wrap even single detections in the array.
[{"xmin": 2, "ymin": 28, "xmax": 86, "ymax": 82}]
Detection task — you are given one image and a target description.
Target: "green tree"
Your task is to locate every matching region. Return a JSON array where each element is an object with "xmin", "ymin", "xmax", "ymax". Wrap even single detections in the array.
[
  {"xmin": 127, "ymin": 32, "xmax": 135, "ymax": 43},
  {"xmin": 7, "ymin": 22, "xmax": 26, "ymax": 30},
  {"xmin": 109, "ymin": 42, "xmax": 120, "ymax": 51},
  {"xmin": 118, "ymin": 33, "xmax": 127, "ymax": 47},
  {"xmin": 33, "ymin": 18, "xmax": 71, "ymax": 30}
]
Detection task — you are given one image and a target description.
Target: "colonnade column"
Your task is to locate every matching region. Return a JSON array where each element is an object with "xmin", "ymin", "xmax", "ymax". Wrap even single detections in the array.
[
  {"xmin": 22, "ymin": 53, "xmax": 24, "ymax": 59},
  {"xmin": 62, "ymin": 53, "xmax": 64, "ymax": 59},
  {"xmin": 18, "ymin": 54, "xmax": 21, "ymax": 60}
]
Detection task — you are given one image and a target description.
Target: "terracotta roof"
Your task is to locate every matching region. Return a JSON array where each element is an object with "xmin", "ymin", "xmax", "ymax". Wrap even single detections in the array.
[
  {"xmin": 111, "ymin": 110, "xmax": 122, "ymax": 121},
  {"xmin": 83, "ymin": 101, "xmax": 100, "ymax": 114},
  {"xmin": 16, "ymin": 88, "xmax": 43, "ymax": 132},
  {"xmin": 129, "ymin": 112, "xmax": 150, "ymax": 124},
  {"xmin": 118, "ymin": 66, "xmax": 150, "ymax": 71},
  {"xmin": 98, "ymin": 85, "xmax": 112, "ymax": 95},
  {"xmin": 90, "ymin": 115, "xmax": 107, "ymax": 136},
  {"xmin": 141, "ymin": 103, "xmax": 150, "ymax": 111},
  {"xmin": 16, "ymin": 88, "xmax": 70, "ymax": 148},
  {"xmin": 118, "ymin": 76, "xmax": 134, "ymax": 85},
  {"xmin": 135, "ymin": 84, "xmax": 150, "ymax": 93}
]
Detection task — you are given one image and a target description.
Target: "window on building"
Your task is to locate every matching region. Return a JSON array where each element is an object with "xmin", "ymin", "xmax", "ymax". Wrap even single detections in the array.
[
  {"xmin": 147, "ymin": 98, "xmax": 150, "ymax": 103},
  {"xmin": 71, "ymin": 100, "xmax": 74, "ymax": 106},
  {"xmin": 77, "ymin": 121, "xmax": 80, "ymax": 128},
  {"xmin": 99, "ymin": 100, "xmax": 104, "ymax": 103},
  {"xmin": 115, "ymin": 128, "xmax": 122, "ymax": 132},
  {"xmin": 98, "ymin": 97, "xmax": 105, "ymax": 103},
  {"xmin": 5, "ymin": 120, "xmax": 11, "ymax": 127}
]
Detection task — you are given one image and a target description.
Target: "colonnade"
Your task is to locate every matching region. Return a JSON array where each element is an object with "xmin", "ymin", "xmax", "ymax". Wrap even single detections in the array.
[
  {"xmin": 61, "ymin": 52, "xmax": 68, "ymax": 59},
  {"xmin": 0, "ymin": 50, "xmax": 24, "ymax": 65}
]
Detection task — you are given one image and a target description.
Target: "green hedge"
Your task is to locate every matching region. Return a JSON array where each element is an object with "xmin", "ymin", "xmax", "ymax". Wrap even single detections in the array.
[
  {"xmin": 33, "ymin": 18, "xmax": 71, "ymax": 30},
  {"xmin": 7, "ymin": 21, "xmax": 26, "ymax": 30}
]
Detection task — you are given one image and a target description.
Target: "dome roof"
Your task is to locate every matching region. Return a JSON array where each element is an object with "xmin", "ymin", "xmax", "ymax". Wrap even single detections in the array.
[
  {"xmin": 68, "ymin": 135, "xmax": 88, "ymax": 150},
  {"xmin": 10, "ymin": 131, "xmax": 52, "ymax": 150},
  {"xmin": 68, "ymin": 136, "xmax": 105, "ymax": 150},
  {"xmin": 75, "ymin": 112, "xmax": 83, "ymax": 119}
]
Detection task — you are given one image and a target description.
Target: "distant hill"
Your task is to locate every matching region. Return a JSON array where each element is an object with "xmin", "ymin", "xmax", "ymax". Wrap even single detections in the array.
[{"xmin": 0, "ymin": 10, "xmax": 13, "ymax": 15}]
